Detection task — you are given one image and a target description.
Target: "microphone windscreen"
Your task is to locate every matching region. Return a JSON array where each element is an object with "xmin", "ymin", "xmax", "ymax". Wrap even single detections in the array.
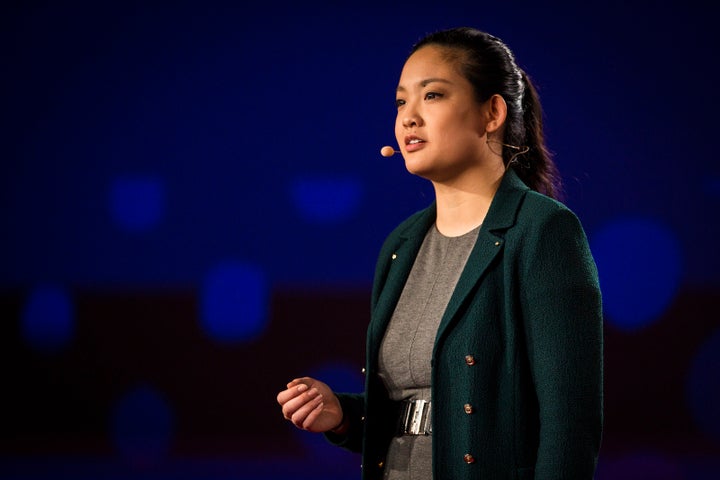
[{"xmin": 380, "ymin": 146, "xmax": 396, "ymax": 157}]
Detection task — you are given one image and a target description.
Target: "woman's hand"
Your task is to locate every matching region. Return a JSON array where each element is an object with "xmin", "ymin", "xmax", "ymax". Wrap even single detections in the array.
[{"xmin": 276, "ymin": 377, "xmax": 345, "ymax": 433}]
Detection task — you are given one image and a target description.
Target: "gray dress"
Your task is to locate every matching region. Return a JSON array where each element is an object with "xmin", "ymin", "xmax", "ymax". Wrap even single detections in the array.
[{"xmin": 377, "ymin": 223, "xmax": 480, "ymax": 480}]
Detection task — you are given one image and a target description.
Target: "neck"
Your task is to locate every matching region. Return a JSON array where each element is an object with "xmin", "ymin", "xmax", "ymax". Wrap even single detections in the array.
[{"xmin": 432, "ymin": 164, "xmax": 505, "ymax": 237}]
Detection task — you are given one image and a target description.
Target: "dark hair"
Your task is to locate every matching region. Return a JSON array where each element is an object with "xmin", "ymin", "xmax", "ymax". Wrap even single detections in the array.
[{"xmin": 411, "ymin": 27, "xmax": 562, "ymax": 200}]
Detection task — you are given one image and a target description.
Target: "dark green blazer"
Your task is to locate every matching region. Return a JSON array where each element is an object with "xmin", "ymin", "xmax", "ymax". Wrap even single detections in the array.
[{"xmin": 328, "ymin": 169, "xmax": 603, "ymax": 480}]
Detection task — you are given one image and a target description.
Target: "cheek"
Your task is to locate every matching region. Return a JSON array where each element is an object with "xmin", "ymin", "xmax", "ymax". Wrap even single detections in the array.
[
  {"xmin": 394, "ymin": 115, "xmax": 403, "ymax": 134},
  {"xmin": 437, "ymin": 117, "xmax": 486, "ymax": 156},
  {"xmin": 394, "ymin": 117, "xmax": 404, "ymax": 144}
]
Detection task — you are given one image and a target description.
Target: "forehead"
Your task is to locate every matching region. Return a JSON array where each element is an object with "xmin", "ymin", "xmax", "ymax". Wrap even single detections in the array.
[{"xmin": 399, "ymin": 45, "xmax": 463, "ymax": 84}]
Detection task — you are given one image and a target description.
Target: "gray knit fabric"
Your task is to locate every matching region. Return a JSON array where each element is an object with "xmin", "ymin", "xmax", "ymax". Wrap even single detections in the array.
[{"xmin": 378, "ymin": 223, "xmax": 480, "ymax": 480}]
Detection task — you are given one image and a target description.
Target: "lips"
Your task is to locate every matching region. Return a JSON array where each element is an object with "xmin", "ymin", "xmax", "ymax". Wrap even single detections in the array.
[{"xmin": 404, "ymin": 135, "xmax": 426, "ymax": 153}]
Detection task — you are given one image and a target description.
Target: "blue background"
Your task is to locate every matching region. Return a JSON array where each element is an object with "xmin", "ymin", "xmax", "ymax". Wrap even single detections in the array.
[{"xmin": 1, "ymin": 1, "xmax": 719, "ymax": 478}]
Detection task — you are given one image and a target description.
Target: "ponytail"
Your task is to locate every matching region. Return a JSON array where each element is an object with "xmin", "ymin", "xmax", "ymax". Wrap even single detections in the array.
[{"xmin": 512, "ymin": 72, "xmax": 563, "ymax": 200}]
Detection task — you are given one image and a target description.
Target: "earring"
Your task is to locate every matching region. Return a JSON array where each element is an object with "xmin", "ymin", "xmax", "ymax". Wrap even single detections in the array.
[{"xmin": 486, "ymin": 138, "xmax": 530, "ymax": 169}]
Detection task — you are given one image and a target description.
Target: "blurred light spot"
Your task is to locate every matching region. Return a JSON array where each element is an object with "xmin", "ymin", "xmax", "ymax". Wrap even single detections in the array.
[
  {"xmin": 200, "ymin": 261, "xmax": 269, "ymax": 343},
  {"xmin": 590, "ymin": 217, "xmax": 682, "ymax": 331},
  {"xmin": 686, "ymin": 328, "xmax": 720, "ymax": 443},
  {"xmin": 111, "ymin": 385, "xmax": 174, "ymax": 467},
  {"xmin": 21, "ymin": 285, "xmax": 74, "ymax": 353},
  {"xmin": 110, "ymin": 176, "xmax": 165, "ymax": 232},
  {"xmin": 291, "ymin": 176, "xmax": 363, "ymax": 223},
  {"xmin": 293, "ymin": 362, "xmax": 364, "ymax": 467}
]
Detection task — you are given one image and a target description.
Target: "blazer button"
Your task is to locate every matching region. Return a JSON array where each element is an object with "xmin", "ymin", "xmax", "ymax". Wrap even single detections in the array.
[
  {"xmin": 361, "ymin": 367, "xmax": 366, "ymax": 375},
  {"xmin": 465, "ymin": 355, "xmax": 476, "ymax": 366},
  {"xmin": 463, "ymin": 453, "xmax": 475, "ymax": 464},
  {"xmin": 463, "ymin": 403, "xmax": 474, "ymax": 414}
]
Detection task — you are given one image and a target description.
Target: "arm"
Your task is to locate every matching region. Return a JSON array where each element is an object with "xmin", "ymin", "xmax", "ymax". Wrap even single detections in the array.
[{"xmin": 520, "ymin": 206, "xmax": 603, "ymax": 479}]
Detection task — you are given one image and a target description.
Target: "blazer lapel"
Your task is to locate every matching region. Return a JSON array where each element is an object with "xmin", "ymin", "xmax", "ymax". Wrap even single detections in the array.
[
  {"xmin": 434, "ymin": 170, "xmax": 529, "ymax": 347},
  {"xmin": 367, "ymin": 205, "xmax": 436, "ymax": 366}
]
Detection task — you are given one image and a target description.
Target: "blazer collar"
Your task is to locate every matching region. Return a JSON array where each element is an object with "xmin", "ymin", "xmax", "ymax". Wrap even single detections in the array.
[
  {"xmin": 482, "ymin": 168, "xmax": 530, "ymax": 231},
  {"xmin": 396, "ymin": 168, "xmax": 529, "ymax": 239}
]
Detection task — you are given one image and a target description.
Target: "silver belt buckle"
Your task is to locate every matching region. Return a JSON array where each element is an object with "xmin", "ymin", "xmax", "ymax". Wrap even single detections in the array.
[{"xmin": 402, "ymin": 399, "xmax": 431, "ymax": 435}]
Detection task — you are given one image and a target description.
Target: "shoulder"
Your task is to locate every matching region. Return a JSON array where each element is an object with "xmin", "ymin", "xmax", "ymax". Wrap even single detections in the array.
[
  {"xmin": 507, "ymin": 191, "xmax": 593, "ymax": 264},
  {"xmin": 516, "ymin": 190, "xmax": 585, "ymax": 233},
  {"xmin": 493, "ymin": 169, "xmax": 582, "ymax": 232},
  {"xmin": 511, "ymin": 191, "xmax": 597, "ymax": 281}
]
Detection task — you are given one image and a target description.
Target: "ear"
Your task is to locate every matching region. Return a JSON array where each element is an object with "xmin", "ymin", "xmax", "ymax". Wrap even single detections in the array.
[{"xmin": 485, "ymin": 94, "xmax": 508, "ymax": 134}]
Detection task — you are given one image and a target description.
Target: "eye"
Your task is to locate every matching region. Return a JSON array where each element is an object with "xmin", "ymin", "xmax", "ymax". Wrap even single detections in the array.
[
  {"xmin": 424, "ymin": 92, "xmax": 443, "ymax": 101},
  {"xmin": 395, "ymin": 98, "xmax": 406, "ymax": 108}
]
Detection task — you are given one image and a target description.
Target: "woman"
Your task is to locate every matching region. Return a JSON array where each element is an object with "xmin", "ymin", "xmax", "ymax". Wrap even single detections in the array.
[{"xmin": 277, "ymin": 27, "xmax": 603, "ymax": 480}]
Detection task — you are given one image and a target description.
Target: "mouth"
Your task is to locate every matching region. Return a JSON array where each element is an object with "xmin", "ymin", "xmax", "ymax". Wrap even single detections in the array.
[{"xmin": 404, "ymin": 135, "xmax": 426, "ymax": 152}]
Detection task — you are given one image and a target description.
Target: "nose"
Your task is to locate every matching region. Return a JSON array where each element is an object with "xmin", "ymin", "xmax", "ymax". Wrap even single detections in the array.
[
  {"xmin": 402, "ymin": 116, "xmax": 418, "ymax": 128},
  {"xmin": 401, "ymin": 102, "xmax": 422, "ymax": 128}
]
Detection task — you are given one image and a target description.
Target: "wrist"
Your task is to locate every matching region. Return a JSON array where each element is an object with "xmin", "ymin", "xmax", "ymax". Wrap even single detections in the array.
[{"xmin": 329, "ymin": 412, "xmax": 348, "ymax": 435}]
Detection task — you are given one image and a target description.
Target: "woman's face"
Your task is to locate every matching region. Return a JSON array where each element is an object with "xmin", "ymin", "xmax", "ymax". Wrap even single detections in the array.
[{"xmin": 394, "ymin": 45, "xmax": 492, "ymax": 183}]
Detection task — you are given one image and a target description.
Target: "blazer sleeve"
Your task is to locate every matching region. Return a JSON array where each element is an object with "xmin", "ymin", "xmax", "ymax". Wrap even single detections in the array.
[
  {"xmin": 519, "ymin": 205, "xmax": 603, "ymax": 479},
  {"xmin": 323, "ymin": 392, "xmax": 365, "ymax": 453}
]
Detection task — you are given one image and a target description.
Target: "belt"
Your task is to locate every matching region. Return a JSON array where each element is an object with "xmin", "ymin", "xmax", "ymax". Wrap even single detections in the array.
[{"xmin": 397, "ymin": 399, "xmax": 432, "ymax": 436}]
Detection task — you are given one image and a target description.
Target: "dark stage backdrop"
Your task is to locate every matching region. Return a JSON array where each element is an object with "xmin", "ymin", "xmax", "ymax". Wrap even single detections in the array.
[{"xmin": 1, "ymin": 1, "xmax": 719, "ymax": 479}]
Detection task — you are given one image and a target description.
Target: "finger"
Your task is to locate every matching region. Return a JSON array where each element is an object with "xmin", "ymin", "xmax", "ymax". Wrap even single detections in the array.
[
  {"xmin": 276, "ymin": 387, "xmax": 300, "ymax": 406},
  {"xmin": 281, "ymin": 387, "xmax": 319, "ymax": 420},
  {"xmin": 302, "ymin": 400, "xmax": 325, "ymax": 430},
  {"xmin": 290, "ymin": 393, "xmax": 323, "ymax": 428},
  {"xmin": 286, "ymin": 377, "xmax": 311, "ymax": 389},
  {"xmin": 277, "ymin": 383, "xmax": 309, "ymax": 405},
  {"xmin": 292, "ymin": 395, "xmax": 323, "ymax": 428}
]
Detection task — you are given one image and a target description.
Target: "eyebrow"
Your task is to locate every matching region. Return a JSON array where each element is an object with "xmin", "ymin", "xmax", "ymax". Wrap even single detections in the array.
[{"xmin": 396, "ymin": 77, "xmax": 453, "ymax": 92}]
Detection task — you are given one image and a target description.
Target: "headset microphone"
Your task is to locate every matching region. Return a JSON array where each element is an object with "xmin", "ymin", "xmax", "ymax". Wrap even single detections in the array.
[{"xmin": 380, "ymin": 146, "xmax": 399, "ymax": 157}]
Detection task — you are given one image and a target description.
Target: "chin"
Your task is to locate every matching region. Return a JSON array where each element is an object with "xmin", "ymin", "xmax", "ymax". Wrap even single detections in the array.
[
  {"xmin": 403, "ymin": 159, "xmax": 426, "ymax": 176},
  {"xmin": 403, "ymin": 154, "xmax": 443, "ymax": 179},
  {"xmin": 404, "ymin": 164, "xmax": 437, "ymax": 182}
]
